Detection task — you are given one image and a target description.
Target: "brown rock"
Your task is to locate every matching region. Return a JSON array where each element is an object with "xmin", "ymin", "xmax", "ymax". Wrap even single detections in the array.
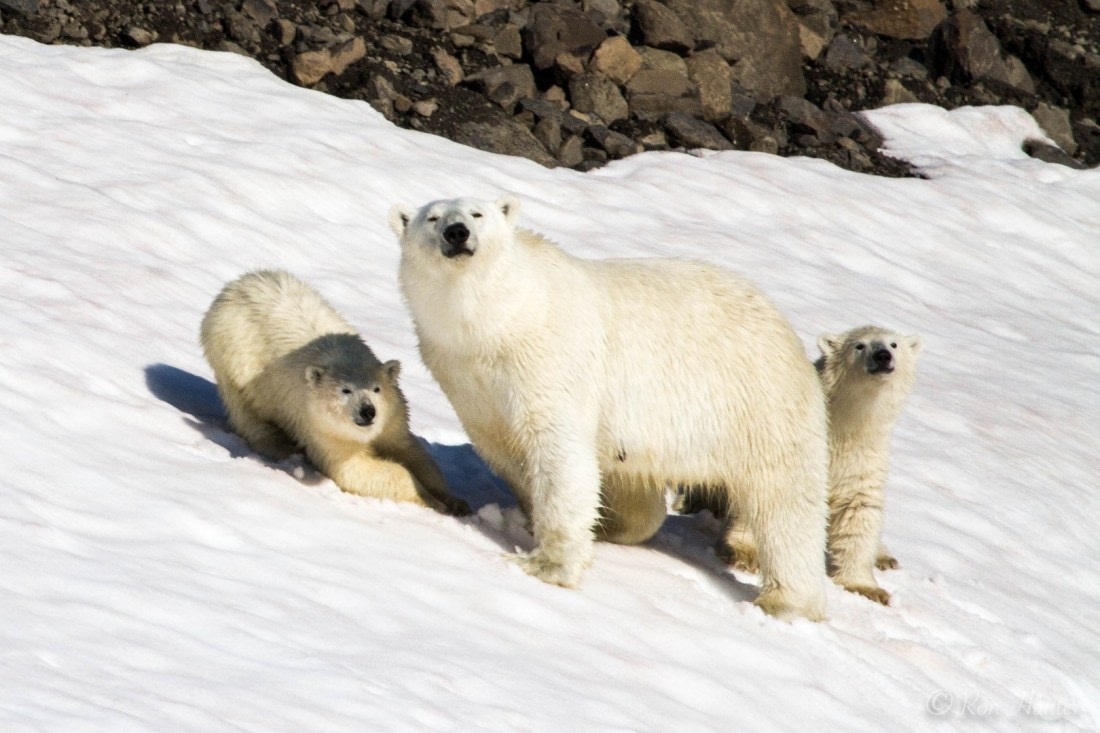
[
  {"xmin": 665, "ymin": 112, "xmax": 734, "ymax": 150},
  {"xmin": 291, "ymin": 49, "xmax": 333, "ymax": 86},
  {"xmin": 463, "ymin": 64, "xmax": 536, "ymax": 112},
  {"xmin": 554, "ymin": 51, "xmax": 588, "ymax": 78},
  {"xmin": 664, "ymin": 0, "xmax": 805, "ymax": 98},
  {"xmin": 845, "ymin": 0, "xmax": 948, "ymax": 41},
  {"xmin": 569, "ymin": 74, "xmax": 629, "ymax": 124},
  {"xmin": 686, "ymin": 50, "xmax": 732, "ymax": 122},
  {"xmin": 1031, "ymin": 103, "xmax": 1077, "ymax": 155},
  {"xmin": 632, "ymin": 0, "xmax": 693, "ymax": 54},
  {"xmin": 453, "ymin": 119, "xmax": 557, "ymax": 167},
  {"xmin": 587, "ymin": 125, "xmax": 643, "ymax": 158},
  {"xmin": 523, "ymin": 3, "xmax": 606, "ymax": 71},
  {"xmin": 432, "ymin": 48, "xmax": 464, "ymax": 85},
  {"xmin": 589, "ymin": 35, "xmax": 642, "ymax": 85},
  {"xmin": 224, "ymin": 10, "xmax": 260, "ymax": 45},
  {"xmin": 881, "ymin": 78, "xmax": 920, "ymax": 105},
  {"xmin": 825, "ymin": 34, "xmax": 872, "ymax": 72},
  {"xmin": 121, "ymin": 25, "xmax": 156, "ymax": 47},
  {"xmin": 929, "ymin": 10, "xmax": 1036, "ymax": 95},
  {"xmin": 558, "ymin": 135, "xmax": 585, "ymax": 167},
  {"xmin": 624, "ymin": 69, "xmax": 701, "ymax": 119},
  {"xmin": 492, "ymin": 24, "xmax": 523, "ymax": 59},
  {"xmin": 271, "ymin": 18, "xmax": 296, "ymax": 46},
  {"xmin": 637, "ymin": 47, "xmax": 688, "ymax": 74},
  {"xmin": 241, "ymin": 0, "xmax": 277, "ymax": 26},
  {"xmin": 788, "ymin": 0, "xmax": 836, "ymax": 57},
  {"xmin": 624, "ymin": 68, "xmax": 693, "ymax": 97},
  {"xmin": 330, "ymin": 36, "xmax": 366, "ymax": 76}
]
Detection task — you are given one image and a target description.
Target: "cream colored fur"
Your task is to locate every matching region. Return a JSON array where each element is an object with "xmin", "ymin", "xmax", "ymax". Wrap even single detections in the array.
[
  {"xmin": 390, "ymin": 195, "xmax": 830, "ymax": 621},
  {"xmin": 200, "ymin": 269, "xmax": 468, "ymax": 515},
  {"xmin": 719, "ymin": 326, "xmax": 920, "ymax": 604},
  {"xmin": 816, "ymin": 325, "xmax": 921, "ymax": 604}
]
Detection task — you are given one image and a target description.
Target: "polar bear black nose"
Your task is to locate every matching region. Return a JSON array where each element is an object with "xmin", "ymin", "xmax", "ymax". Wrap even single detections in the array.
[
  {"xmin": 443, "ymin": 222, "xmax": 469, "ymax": 246},
  {"xmin": 355, "ymin": 403, "xmax": 376, "ymax": 426},
  {"xmin": 872, "ymin": 348, "xmax": 892, "ymax": 366}
]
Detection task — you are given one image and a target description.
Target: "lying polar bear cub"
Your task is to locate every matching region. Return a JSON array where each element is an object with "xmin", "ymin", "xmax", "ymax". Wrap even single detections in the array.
[{"xmin": 201, "ymin": 269, "xmax": 469, "ymax": 516}]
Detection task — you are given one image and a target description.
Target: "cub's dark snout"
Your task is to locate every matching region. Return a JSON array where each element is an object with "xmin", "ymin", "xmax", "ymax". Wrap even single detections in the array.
[
  {"xmin": 442, "ymin": 222, "xmax": 473, "ymax": 258},
  {"xmin": 355, "ymin": 403, "xmax": 376, "ymax": 426},
  {"xmin": 869, "ymin": 348, "xmax": 894, "ymax": 373}
]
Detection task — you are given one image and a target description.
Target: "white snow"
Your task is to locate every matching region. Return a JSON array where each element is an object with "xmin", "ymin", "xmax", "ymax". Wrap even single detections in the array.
[{"xmin": 1, "ymin": 33, "xmax": 1098, "ymax": 731}]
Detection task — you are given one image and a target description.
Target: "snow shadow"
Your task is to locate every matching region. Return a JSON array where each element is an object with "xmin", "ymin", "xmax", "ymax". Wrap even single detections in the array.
[
  {"xmin": 144, "ymin": 363, "xmax": 511, "ymax": 510},
  {"xmin": 647, "ymin": 512, "xmax": 761, "ymax": 606}
]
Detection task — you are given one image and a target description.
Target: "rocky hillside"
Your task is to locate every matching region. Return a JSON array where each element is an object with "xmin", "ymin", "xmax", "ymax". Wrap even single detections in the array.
[{"xmin": 2, "ymin": 0, "xmax": 1096, "ymax": 176}]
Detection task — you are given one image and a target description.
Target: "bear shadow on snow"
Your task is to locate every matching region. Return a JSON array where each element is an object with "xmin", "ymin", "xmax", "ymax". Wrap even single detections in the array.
[
  {"xmin": 637, "ymin": 511, "xmax": 761, "ymax": 607},
  {"xmin": 143, "ymin": 363, "xmax": 755, "ymax": 599},
  {"xmin": 143, "ymin": 362, "xmax": 506, "ymax": 508}
]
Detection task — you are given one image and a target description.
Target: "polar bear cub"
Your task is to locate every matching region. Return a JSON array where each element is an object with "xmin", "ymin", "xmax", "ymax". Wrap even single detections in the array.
[
  {"xmin": 389, "ymin": 194, "xmax": 830, "ymax": 621},
  {"xmin": 200, "ymin": 269, "xmax": 469, "ymax": 515},
  {"xmin": 817, "ymin": 325, "xmax": 921, "ymax": 604},
  {"xmin": 720, "ymin": 325, "xmax": 921, "ymax": 604}
]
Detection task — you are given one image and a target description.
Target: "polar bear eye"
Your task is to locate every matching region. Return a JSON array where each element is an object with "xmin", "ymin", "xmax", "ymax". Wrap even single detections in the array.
[
  {"xmin": 372, "ymin": 386, "xmax": 381, "ymax": 393},
  {"xmin": 427, "ymin": 216, "xmax": 439, "ymax": 223},
  {"xmin": 341, "ymin": 387, "xmax": 352, "ymax": 395},
  {"xmin": 890, "ymin": 342, "xmax": 898, "ymax": 349},
  {"xmin": 855, "ymin": 343, "xmax": 865, "ymax": 351},
  {"xmin": 472, "ymin": 212, "xmax": 483, "ymax": 218}
]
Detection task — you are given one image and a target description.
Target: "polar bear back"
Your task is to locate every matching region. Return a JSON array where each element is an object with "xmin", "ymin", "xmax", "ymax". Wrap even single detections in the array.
[
  {"xmin": 585, "ymin": 256, "xmax": 821, "ymax": 481},
  {"xmin": 201, "ymin": 269, "xmax": 357, "ymax": 390}
]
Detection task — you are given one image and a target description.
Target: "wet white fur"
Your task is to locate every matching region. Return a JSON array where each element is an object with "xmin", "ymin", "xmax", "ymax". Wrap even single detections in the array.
[
  {"xmin": 390, "ymin": 195, "xmax": 830, "ymax": 621},
  {"xmin": 817, "ymin": 325, "xmax": 922, "ymax": 604},
  {"xmin": 200, "ymin": 270, "xmax": 465, "ymax": 514}
]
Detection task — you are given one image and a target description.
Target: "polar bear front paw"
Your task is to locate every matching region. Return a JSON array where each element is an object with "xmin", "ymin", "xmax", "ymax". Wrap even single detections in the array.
[
  {"xmin": 875, "ymin": 553, "xmax": 899, "ymax": 571},
  {"xmin": 510, "ymin": 548, "xmax": 590, "ymax": 589},
  {"xmin": 845, "ymin": 583, "xmax": 891, "ymax": 605}
]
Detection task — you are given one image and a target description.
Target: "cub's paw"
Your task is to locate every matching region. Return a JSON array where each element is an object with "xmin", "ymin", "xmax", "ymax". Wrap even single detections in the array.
[
  {"xmin": 510, "ymin": 549, "xmax": 588, "ymax": 589},
  {"xmin": 754, "ymin": 589, "xmax": 828, "ymax": 622},
  {"xmin": 442, "ymin": 496, "xmax": 472, "ymax": 517},
  {"xmin": 845, "ymin": 584, "xmax": 891, "ymax": 605},
  {"xmin": 875, "ymin": 553, "xmax": 899, "ymax": 571}
]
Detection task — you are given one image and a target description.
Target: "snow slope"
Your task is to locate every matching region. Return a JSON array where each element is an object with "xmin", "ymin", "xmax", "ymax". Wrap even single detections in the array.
[{"xmin": 1, "ymin": 34, "xmax": 1098, "ymax": 731}]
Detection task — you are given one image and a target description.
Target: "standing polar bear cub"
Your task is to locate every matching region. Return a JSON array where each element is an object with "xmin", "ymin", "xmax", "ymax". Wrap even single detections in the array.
[
  {"xmin": 817, "ymin": 325, "xmax": 921, "ymax": 604},
  {"xmin": 389, "ymin": 194, "xmax": 830, "ymax": 621},
  {"xmin": 200, "ymin": 269, "xmax": 469, "ymax": 516}
]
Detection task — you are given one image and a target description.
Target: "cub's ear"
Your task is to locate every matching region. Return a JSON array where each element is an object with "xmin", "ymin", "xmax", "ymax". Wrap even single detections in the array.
[
  {"xmin": 382, "ymin": 359, "xmax": 401, "ymax": 382},
  {"xmin": 497, "ymin": 194, "xmax": 521, "ymax": 226},
  {"xmin": 305, "ymin": 366, "xmax": 326, "ymax": 385},
  {"xmin": 907, "ymin": 334, "xmax": 924, "ymax": 356},
  {"xmin": 817, "ymin": 333, "xmax": 844, "ymax": 359},
  {"xmin": 388, "ymin": 205, "xmax": 415, "ymax": 236}
]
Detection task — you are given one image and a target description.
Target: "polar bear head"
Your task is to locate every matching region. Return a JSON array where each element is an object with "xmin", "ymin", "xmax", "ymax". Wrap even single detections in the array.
[
  {"xmin": 300, "ymin": 334, "xmax": 405, "ymax": 444},
  {"xmin": 388, "ymin": 194, "xmax": 521, "ymax": 262},
  {"xmin": 817, "ymin": 325, "xmax": 922, "ymax": 386}
]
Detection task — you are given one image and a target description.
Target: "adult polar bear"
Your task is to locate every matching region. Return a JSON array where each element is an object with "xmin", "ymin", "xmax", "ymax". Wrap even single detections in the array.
[{"xmin": 390, "ymin": 194, "xmax": 830, "ymax": 621}]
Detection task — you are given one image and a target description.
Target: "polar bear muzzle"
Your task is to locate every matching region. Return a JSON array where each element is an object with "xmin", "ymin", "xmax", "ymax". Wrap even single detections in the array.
[
  {"xmin": 353, "ymin": 401, "xmax": 377, "ymax": 427},
  {"xmin": 867, "ymin": 347, "xmax": 894, "ymax": 375},
  {"xmin": 442, "ymin": 222, "xmax": 474, "ymax": 258}
]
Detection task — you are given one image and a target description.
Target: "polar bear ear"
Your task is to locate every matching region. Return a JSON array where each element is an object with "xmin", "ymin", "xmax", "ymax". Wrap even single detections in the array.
[
  {"xmin": 388, "ymin": 204, "xmax": 415, "ymax": 236},
  {"xmin": 817, "ymin": 333, "xmax": 844, "ymax": 359},
  {"xmin": 305, "ymin": 366, "xmax": 326, "ymax": 385},
  {"xmin": 497, "ymin": 194, "xmax": 521, "ymax": 226},
  {"xmin": 907, "ymin": 335, "xmax": 924, "ymax": 355},
  {"xmin": 382, "ymin": 359, "xmax": 401, "ymax": 382}
]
